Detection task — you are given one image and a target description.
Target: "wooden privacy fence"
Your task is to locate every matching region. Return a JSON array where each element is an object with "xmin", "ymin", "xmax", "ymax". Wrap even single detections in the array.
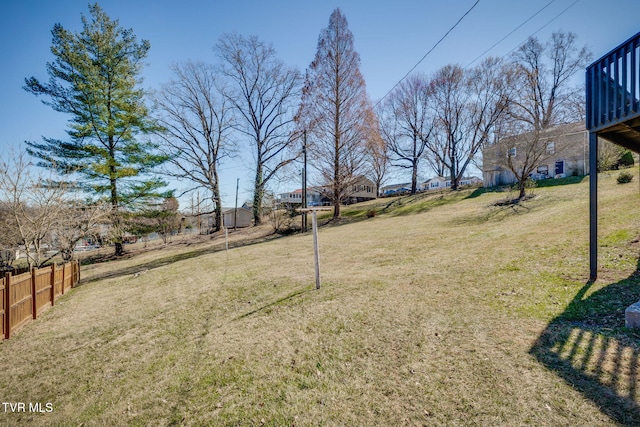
[{"xmin": 0, "ymin": 260, "xmax": 79, "ymax": 340}]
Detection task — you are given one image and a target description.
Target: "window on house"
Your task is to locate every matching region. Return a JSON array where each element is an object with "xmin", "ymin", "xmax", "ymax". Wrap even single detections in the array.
[
  {"xmin": 431, "ymin": 182, "xmax": 438, "ymax": 188},
  {"xmin": 508, "ymin": 147, "xmax": 516, "ymax": 158},
  {"xmin": 546, "ymin": 142, "xmax": 555, "ymax": 155},
  {"xmin": 537, "ymin": 165, "xmax": 549, "ymax": 176}
]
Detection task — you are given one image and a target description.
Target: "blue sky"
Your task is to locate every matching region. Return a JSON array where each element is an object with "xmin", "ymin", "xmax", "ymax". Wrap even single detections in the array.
[{"xmin": 1, "ymin": 0, "xmax": 639, "ymax": 206}]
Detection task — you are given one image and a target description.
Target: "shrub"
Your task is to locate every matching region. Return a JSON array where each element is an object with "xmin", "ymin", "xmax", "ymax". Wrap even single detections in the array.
[
  {"xmin": 366, "ymin": 209, "xmax": 376, "ymax": 218},
  {"xmin": 618, "ymin": 150, "xmax": 635, "ymax": 168},
  {"xmin": 617, "ymin": 171, "xmax": 634, "ymax": 184}
]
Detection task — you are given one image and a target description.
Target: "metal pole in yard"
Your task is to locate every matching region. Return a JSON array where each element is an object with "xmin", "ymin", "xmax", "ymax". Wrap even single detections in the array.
[
  {"xmin": 234, "ymin": 178, "xmax": 239, "ymax": 230},
  {"xmin": 312, "ymin": 210, "xmax": 320, "ymax": 289},
  {"xmin": 302, "ymin": 130, "xmax": 308, "ymax": 233}
]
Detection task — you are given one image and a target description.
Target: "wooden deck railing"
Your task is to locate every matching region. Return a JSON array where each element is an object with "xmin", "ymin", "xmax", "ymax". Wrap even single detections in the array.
[
  {"xmin": 1, "ymin": 260, "xmax": 79, "ymax": 340},
  {"xmin": 586, "ymin": 32, "xmax": 640, "ymax": 132}
]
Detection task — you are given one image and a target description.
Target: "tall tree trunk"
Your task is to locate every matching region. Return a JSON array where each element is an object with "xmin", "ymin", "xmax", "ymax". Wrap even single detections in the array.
[
  {"xmin": 411, "ymin": 160, "xmax": 418, "ymax": 194},
  {"xmin": 518, "ymin": 179, "xmax": 527, "ymax": 199},
  {"xmin": 450, "ymin": 142, "xmax": 458, "ymax": 191},
  {"xmin": 213, "ymin": 169, "xmax": 222, "ymax": 232},
  {"xmin": 110, "ymin": 176, "xmax": 124, "ymax": 256},
  {"xmin": 333, "ymin": 106, "xmax": 341, "ymax": 220},
  {"xmin": 253, "ymin": 161, "xmax": 263, "ymax": 225}
]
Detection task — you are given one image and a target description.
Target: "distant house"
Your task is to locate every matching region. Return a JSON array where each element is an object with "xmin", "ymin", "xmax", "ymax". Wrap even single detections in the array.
[
  {"xmin": 277, "ymin": 188, "xmax": 324, "ymax": 207},
  {"xmin": 382, "ymin": 176, "xmax": 482, "ymax": 195},
  {"xmin": 222, "ymin": 207, "xmax": 252, "ymax": 228},
  {"xmin": 278, "ymin": 176, "xmax": 377, "ymax": 207},
  {"xmin": 422, "ymin": 176, "xmax": 445, "ymax": 191},
  {"xmin": 345, "ymin": 176, "xmax": 377, "ymax": 204},
  {"xmin": 482, "ymin": 122, "xmax": 590, "ymax": 187},
  {"xmin": 421, "ymin": 176, "xmax": 483, "ymax": 191}
]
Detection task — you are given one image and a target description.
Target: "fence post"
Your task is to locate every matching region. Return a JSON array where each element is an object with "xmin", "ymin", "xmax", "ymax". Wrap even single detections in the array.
[
  {"xmin": 50, "ymin": 264, "xmax": 56, "ymax": 307},
  {"xmin": 75, "ymin": 260, "xmax": 80, "ymax": 286},
  {"xmin": 60, "ymin": 263, "xmax": 65, "ymax": 295},
  {"xmin": 5, "ymin": 272, "xmax": 10, "ymax": 340},
  {"xmin": 31, "ymin": 268, "xmax": 37, "ymax": 320}
]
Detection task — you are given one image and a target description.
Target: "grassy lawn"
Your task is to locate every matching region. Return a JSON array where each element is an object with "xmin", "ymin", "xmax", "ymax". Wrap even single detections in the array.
[{"xmin": 0, "ymin": 171, "xmax": 639, "ymax": 426}]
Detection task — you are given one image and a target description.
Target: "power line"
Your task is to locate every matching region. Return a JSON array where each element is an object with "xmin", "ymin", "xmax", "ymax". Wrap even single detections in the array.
[
  {"xmin": 464, "ymin": 0, "xmax": 557, "ymax": 69},
  {"xmin": 502, "ymin": 0, "xmax": 582, "ymax": 58},
  {"xmin": 376, "ymin": 0, "xmax": 480, "ymax": 106},
  {"xmin": 379, "ymin": 0, "xmax": 582, "ymax": 106}
]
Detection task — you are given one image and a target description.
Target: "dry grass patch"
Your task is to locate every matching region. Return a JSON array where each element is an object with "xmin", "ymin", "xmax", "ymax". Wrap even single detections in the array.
[{"xmin": 0, "ymin": 172, "xmax": 638, "ymax": 426}]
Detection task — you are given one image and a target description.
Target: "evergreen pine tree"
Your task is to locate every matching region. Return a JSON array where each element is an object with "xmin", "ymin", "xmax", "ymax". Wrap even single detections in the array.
[{"xmin": 24, "ymin": 3, "xmax": 167, "ymax": 255}]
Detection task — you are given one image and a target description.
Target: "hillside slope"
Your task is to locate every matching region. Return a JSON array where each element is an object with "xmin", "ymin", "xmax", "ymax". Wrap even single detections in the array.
[{"xmin": 1, "ymin": 172, "xmax": 638, "ymax": 426}]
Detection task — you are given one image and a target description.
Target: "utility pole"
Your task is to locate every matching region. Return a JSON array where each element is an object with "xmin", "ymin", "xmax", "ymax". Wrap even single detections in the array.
[
  {"xmin": 302, "ymin": 130, "xmax": 308, "ymax": 232},
  {"xmin": 234, "ymin": 178, "xmax": 239, "ymax": 230}
]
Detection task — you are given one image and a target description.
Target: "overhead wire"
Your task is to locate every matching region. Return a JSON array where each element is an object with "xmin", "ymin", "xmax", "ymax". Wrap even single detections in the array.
[
  {"xmin": 463, "ymin": 0, "xmax": 557, "ymax": 69},
  {"xmin": 375, "ymin": 0, "xmax": 480, "ymax": 106},
  {"xmin": 379, "ymin": 0, "xmax": 582, "ymax": 105},
  {"xmin": 501, "ymin": 0, "xmax": 581, "ymax": 58}
]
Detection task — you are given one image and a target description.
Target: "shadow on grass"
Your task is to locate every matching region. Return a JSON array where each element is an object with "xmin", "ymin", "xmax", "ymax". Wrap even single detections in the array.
[
  {"xmin": 473, "ymin": 176, "xmax": 588, "ymax": 199},
  {"xmin": 529, "ymin": 257, "xmax": 640, "ymax": 424},
  {"xmin": 534, "ymin": 175, "xmax": 588, "ymax": 188},
  {"xmin": 317, "ymin": 190, "xmax": 475, "ymax": 228},
  {"xmin": 233, "ymin": 288, "xmax": 312, "ymax": 321},
  {"xmin": 465, "ymin": 187, "xmax": 488, "ymax": 199},
  {"xmin": 78, "ymin": 232, "xmax": 284, "ymax": 285}
]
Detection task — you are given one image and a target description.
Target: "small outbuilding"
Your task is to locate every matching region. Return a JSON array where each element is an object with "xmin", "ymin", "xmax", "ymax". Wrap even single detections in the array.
[{"xmin": 223, "ymin": 207, "xmax": 252, "ymax": 228}]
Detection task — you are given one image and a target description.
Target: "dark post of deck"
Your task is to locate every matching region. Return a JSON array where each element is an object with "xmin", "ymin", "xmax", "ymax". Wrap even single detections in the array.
[{"xmin": 589, "ymin": 131, "xmax": 598, "ymax": 281}]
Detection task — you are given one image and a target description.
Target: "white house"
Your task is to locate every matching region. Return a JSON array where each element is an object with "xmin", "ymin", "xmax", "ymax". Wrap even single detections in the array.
[{"xmin": 420, "ymin": 176, "xmax": 483, "ymax": 191}]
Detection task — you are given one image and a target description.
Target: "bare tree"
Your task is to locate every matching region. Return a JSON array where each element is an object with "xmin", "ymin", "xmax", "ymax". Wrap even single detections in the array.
[
  {"xmin": 52, "ymin": 200, "xmax": 109, "ymax": 261},
  {"xmin": 0, "ymin": 204, "xmax": 20, "ymax": 270},
  {"xmin": 427, "ymin": 65, "xmax": 466, "ymax": 189},
  {"xmin": 154, "ymin": 61, "xmax": 233, "ymax": 232},
  {"xmin": 379, "ymin": 74, "xmax": 433, "ymax": 194},
  {"xmin": 597, "ymin": 139, "xmax": 626, "ymax": 171},
  {"xmin": 149, "ymin": 197, "xmax": 181, "ymax": 244},
  {"xmin": 365, "ymin": 108, "xmax": 390, "ymax": 197},
  {"xmin": 498, "ymin": 31, "xmax": 592, "ymax": 198},
  {"xmin": 216, "ymin": 33, "xmax": 302, "ymax": 225},
  {"xmin": 125, "ymin": 196, "xmax": 181, "ymax": 245},
  {"xmin": 296, "ymin": 8, "xmax": 374, "ymax": 219},
  {"xmin": 0, "ymin": 151, "xmax": 70, "ymax": 269},
  {"xmin": 427, "ymin": 58, "xmax": 510, "ymax": 190}
]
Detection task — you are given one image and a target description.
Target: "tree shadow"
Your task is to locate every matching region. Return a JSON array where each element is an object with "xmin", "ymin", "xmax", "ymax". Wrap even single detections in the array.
[
  {"xmin": 77, "ymin": 232, "xmax": 285, "ymax": 285},
  {"xmin": 233, "ymin": 288, "xmax": 312, "ymax": 321},
  {"xmin": 465, "ymin": 187, "xmax": 488, "ymax": 199},
  {"xmin": 529, "ymin": 257, "xmax": 640, "ymax": 424}
]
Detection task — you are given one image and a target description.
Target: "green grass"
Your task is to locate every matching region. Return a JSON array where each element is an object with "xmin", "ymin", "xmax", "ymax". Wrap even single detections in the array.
[{"xmin": 0, "ymin": 170, "xmax": 639, "ymax": 426}]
